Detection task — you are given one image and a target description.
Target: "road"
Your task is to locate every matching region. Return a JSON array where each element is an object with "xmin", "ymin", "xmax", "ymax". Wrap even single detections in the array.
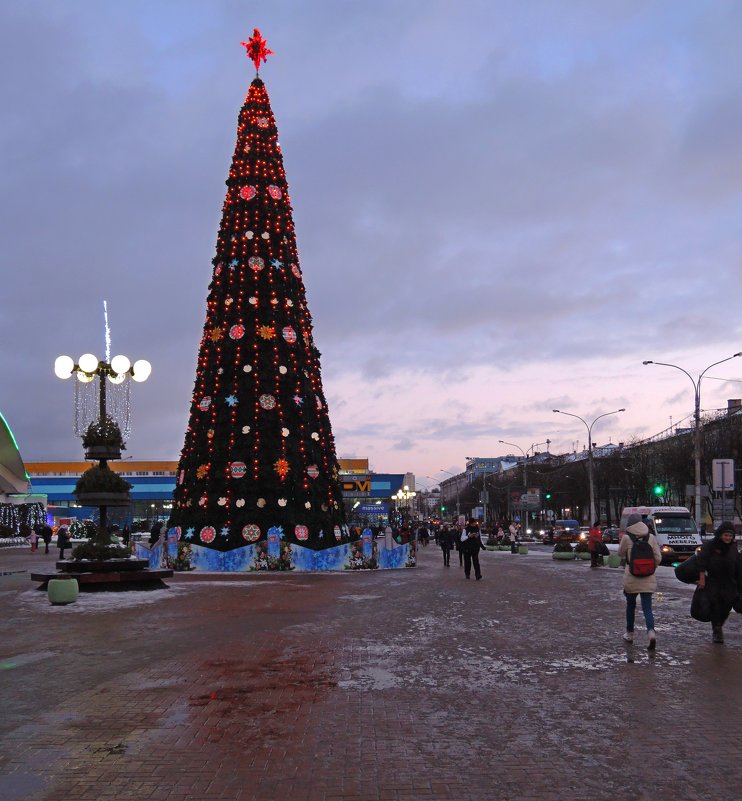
[{"xmin": 1, "ymin": 543, "xmax": 741, "ymax": 801}]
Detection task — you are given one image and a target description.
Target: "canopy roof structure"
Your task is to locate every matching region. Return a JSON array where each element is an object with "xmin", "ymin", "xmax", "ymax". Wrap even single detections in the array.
[{"xmin": 0, "ymin": 409, "xmax": 31, "ymax": 498}]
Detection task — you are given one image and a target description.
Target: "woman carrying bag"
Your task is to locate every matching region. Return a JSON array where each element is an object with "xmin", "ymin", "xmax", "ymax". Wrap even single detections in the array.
[{"xmin": 696, "ymin": 522, "xmax": 741, "ymax": 644}]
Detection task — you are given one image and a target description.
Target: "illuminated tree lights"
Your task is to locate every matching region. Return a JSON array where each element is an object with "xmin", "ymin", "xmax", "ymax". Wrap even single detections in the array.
[{"xmin": 170, "ymin": 54, "xmax": 347, "ymax": 551}]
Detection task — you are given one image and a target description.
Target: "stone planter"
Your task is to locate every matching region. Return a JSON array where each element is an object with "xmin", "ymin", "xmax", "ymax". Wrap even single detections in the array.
[
  {"xmin": 552, "ymin": 551, "xmax": 575, "ymax": 560},
  {"xmin": 84, "ymin": 444, "xmax": 122, "ymax": 460},
  {"xmin": 607, "ymin": 554, "xmax": 622, "ymax": 568},
  {"xmin": 576, "ymin": 551, "xmax": 590, "ymax": 560},
  {"xmin": 48, "ymin": 578, "xmax": 79, "ymax": 605},
  {"xmin": 499, "ymin": 545, "xmax": 511, "ymax": 551},
  {"xmin": 75, "ymin": 492, "xmax": 131, "ymax": 507},
  {"xmin": 518, "ymin": 545, "xmax": 528, "ymax": 555}
]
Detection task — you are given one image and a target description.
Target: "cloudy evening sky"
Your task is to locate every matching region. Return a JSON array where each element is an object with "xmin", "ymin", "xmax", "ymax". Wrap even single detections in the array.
[{"xmin": 2, "ymin": 0, "xmax": 742, "ymax": 484}]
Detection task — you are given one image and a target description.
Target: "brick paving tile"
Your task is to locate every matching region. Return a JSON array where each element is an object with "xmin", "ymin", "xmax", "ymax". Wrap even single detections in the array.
[{"xmin": 3, "ymin": 545, "xmax": 742, "ymax": 800}]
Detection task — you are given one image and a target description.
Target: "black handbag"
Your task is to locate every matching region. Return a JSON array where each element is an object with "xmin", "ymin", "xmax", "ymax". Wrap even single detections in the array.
[
  {"xmin": 674, "ymin": 555, "xmax": 701, "ymax": 585},
  {"xmin": 690, "ymin": 586, "xmax": 712, "ymax": 622}
]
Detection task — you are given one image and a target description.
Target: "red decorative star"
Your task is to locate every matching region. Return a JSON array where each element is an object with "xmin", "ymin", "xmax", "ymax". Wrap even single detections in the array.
[{"xmin": 241, "ymin": 28, "xmax": 273, "ymax": 73}]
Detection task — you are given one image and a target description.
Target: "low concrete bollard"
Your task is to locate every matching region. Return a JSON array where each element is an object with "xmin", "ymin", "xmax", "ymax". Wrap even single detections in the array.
[
  {"xmin": 48, "ymin": 578, "xmax": 79, "ymax": 606},
  {"xmin": 518, "ymin": 545, "xmax": 528, "ymax": 555},
  {"xmin": 607, "ymin": 554, "xmax": 622, "ymax": 568}
]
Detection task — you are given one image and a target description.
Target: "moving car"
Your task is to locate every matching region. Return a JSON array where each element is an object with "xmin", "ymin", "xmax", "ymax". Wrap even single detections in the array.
[
  {"xmin": 602, "ymin": 526, "xmax": 619, "ymax": 543},
  {"xmin": 553, "ymin": 519, "xmax": 580, "ymax": 543},
  {"xmin": 619, "ymin": 506, "xmax": 701, "ymax": 564}
]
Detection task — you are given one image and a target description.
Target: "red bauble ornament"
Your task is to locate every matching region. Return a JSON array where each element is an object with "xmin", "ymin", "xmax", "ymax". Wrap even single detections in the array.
[
  {"xmin": 282, "ymin": 326, "xmax": 297, "ymax": 344},
  {"xmin": 242, "ymin": 524, "xmax": 261, "ymax": 543},
  {"xmin": 229, "ymin": 324, "xmax": 245, "ymax": 340},
  {"xmin": 230, "ymin": 461, "xmax": 247, "ymax": 478},
  {"xmin": 268, "ymin": 185, "xmax": 282, "ymax": 199},
  {"xmin": 259, "ymin": 394, "xmax": 276, "ymax": 410},
  {"xmin": 240, "ymin": 185, "xmax": 257, "ymax": 201},
  {"xmin": 198, "ymin": 396, "xmax": 212, "ymax": 411},
  {"xmin": 248, "ymin": 256, "xmax": 265, "ymax": 272},
  {"xmin": 200, "ymin": 526, "xmax": 216, "ymax": 544},
  {"xmin": 307, "ymin": 464, "xmax": 319, "ymax": 479},
  {"xmin": 295, "ymin": 525, "xmax": 309, "ymax": 541}
]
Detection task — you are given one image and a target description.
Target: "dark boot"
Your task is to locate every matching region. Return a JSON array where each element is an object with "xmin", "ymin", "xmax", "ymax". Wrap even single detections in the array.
[{"xmin": 712, "ymin": 625, "xmax": 725, "ymax": 644}]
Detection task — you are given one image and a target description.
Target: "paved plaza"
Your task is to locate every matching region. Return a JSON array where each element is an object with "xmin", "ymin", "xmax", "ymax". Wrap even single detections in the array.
[{"xmin": 1, "ymin": 543, "xmax": 742, "ymax": 801}]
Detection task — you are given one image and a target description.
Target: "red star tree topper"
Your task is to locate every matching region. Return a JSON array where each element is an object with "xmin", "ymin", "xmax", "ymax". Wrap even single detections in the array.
[{"xmin": 241, "ymin": 28, "xmax": 273, "ymax": 73}]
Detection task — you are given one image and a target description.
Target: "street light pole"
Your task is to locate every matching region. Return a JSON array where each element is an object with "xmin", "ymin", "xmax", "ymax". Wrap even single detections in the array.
[
  {"xmin": 498, "ymin": 440, "xmax": 528, "ymax": 527},
  {"xmin": 552, "ymin": 408, "xmax": 626, "ymax": 524},
  {"xmin": 439, "ymin": 469, "xmax": 461, "ymax": 520},
  {"xmin": 643, "ymin": 352, "xmax": 742, "ymax": 529}
]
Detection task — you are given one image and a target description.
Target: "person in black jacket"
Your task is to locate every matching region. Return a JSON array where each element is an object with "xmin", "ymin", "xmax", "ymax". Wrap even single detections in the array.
[
  {"xmin": 438, "ymin": 525, "xmax": 454, "ymax": 567},
  {"xmin": 697, "ymin": 521, "xmax": 741, "ymax": 644},
  {"xmin": 461, "ymin": 521, "xmax": 484, "ymax": 580}
]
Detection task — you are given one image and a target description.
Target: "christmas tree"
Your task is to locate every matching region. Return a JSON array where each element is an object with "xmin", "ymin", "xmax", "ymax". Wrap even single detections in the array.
[{"xmin": 170, "ymin": 29, "xmax": 348, "ymax": 553}]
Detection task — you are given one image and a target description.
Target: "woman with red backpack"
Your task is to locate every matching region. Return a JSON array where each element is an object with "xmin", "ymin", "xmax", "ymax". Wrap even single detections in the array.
[{"xmin": 618, "ymin": 513, "xmax": 662, "ymax": 649}]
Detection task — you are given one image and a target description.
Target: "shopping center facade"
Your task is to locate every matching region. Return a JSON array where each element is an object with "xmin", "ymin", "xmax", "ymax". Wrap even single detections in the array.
[{"xmin": 26, "ymin": 458, "xmax": 413, "ymax": 529}]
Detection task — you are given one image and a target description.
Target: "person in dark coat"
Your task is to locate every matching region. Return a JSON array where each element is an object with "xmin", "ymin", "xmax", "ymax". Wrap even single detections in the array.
[
  {"xmin": 696, "ymin": 521, "xmax": 741, "ymax": 644},
  {"xmin": 149, "ymin": 520, "xmax": 164, "ymax": 545},
  {"xmin": 40, "ymin": 524, "xmax": 53, "ymax": 554},
  {"xmin": 461, "ymin": 521, "xmax": 484, "ymax": 580},
  {"xmin": 57, "ymin": 526, "xmax": 70, "ymax": 560},
  {"xmin": 438, "ymin": 525, "xmax": 454, "ymax": 567}
]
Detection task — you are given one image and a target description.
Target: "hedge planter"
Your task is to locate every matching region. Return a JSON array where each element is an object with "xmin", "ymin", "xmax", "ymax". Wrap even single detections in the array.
[
  {"xmin": 48, "ymin": 578, "xmax": 79, "ymax": 605},
  {"xmin": 499, "ymin": 545, "xmax": 511, "ymax": 551},
  {"xmin": 75, "ymin": 492, "xmax": 131, "ymax": 507},
  {"xmin": 607, "ymin": 554, "xmax": 622, "ymax": 568},
  {"xmin": 552, "ymin": 551, "xmax": 575, "ymax": 561},
  {"xmin": 577, "ymin": 551, "xmax": 591, "ymax": 560},
  {"xmin": 518, "ymin": 545, "xmax": 528, "ymax": 555}
]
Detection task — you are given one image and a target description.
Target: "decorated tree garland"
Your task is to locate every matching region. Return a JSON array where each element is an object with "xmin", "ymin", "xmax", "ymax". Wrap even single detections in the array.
[{"xmin": 169, "ymin": 29, "xmax": 348, "ymax": 552}]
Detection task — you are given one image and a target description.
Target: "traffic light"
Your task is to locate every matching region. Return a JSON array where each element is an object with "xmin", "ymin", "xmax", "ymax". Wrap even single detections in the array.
[
  {"xmin": 653, "ymin": 484, "xmax": 664, "ymax": 497},
  {"xmin": 545, "ymin": 491, "xmax": 552, "ymax": 500},
  {"xmin": 441, "ymin": 505, "xmax": 446, "ymax": 512}
]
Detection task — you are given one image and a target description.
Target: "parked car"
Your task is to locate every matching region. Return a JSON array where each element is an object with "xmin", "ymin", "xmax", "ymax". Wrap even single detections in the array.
[
  {"xmin": 602, "ymin": 526, "xmax": 619, "ymax": 543},
  {"xmin": 577, "ymin": 526, "xmax": 591, "ymax": 543}
]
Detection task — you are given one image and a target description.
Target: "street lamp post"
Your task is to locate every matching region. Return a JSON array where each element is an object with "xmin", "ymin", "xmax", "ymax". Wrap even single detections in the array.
[
  {"xmin": 552, "ymin": 408, "xmax": 626, "ymax": 525},
  {"xmin": 55, "ymin": 351, "xmax": 152, "ymax": 534},
  {"xmin": 643, "ymin": 352, "xmax": 742, "ymax": 529},
  {"xmin": 498, "ymin": 440, "xmax": 528, "ymax": 527},
  {"xmin": 439, "ymin": 469, "xmax": 461, "ymax": 520}
]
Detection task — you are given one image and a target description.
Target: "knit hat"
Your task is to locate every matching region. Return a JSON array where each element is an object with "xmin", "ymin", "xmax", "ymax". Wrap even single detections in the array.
[
  {"xmin": 626, "ymin": 512, "xmax": 648, "ymax": 537},
  {"xmin": 715, "ymin": 521, "xmax": 736, "ymax": 537}
]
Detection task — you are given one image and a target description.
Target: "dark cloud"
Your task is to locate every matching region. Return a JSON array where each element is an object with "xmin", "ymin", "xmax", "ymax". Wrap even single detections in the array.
[{"xmin": 2, "ymin": 1, "xmax": 741, "ymax": 476}]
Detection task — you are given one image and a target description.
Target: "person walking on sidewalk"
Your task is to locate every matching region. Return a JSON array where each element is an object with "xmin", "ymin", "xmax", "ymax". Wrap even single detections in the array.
[
  {"xmin": 696, "ymin": 521, "xmax": 741, "ymax": 644},
  {"xmin": 588, "ymin": 520, "xmax": 603, "ymax": 568},
  {"xmin": 439, "ymin": 525, "xmax": 454, "ymax": 567},
  {"xmin": 57, "ymin": 525, "xmax": 70, "ymax": 560},
  {"xmin": 618, "ymin": 513, "xmax": 661, "ymax": 649},
  {"xmin": 461, "ymin": 521, "xmax": 484, "ymax": 580}
]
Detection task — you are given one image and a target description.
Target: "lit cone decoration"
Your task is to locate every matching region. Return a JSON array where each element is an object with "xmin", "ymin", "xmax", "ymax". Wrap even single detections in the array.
[{"xmin": 170, "ymin": 29, "xmax": 347, "ymax": 550}]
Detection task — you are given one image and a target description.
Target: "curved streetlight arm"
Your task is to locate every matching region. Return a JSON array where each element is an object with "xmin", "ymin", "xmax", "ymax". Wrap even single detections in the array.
[
  {"xmin": 588, "ymin": 408, "xmax": 626, "ymax": 438},
  {"xmin": 498, "ymin": 440, "xmax": 526, "ymax": 458},
  {"xmin": 552, "ymin": 409, "xmax": 588, "ymax": 433},
  {"xmin": 643, "ymin": 361, "xmax": 697, "ymax": 397}
]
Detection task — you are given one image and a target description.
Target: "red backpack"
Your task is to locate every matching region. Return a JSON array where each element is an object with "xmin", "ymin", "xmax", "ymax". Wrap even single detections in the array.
[{"xmin": 628, "ymin": 534, "xmax": 656, "ymax": 577}]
